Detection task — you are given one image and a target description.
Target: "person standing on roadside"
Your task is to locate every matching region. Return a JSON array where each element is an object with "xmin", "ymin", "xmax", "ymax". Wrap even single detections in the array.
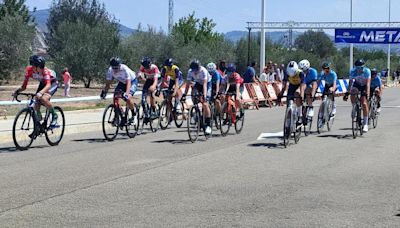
[
  {"xmin": 63, "ymin": 68, "xmax": 72, "ymax": 97},
  {"xmin": 243, "ymin": 61, "xmax": 257, "ymax": 83}
]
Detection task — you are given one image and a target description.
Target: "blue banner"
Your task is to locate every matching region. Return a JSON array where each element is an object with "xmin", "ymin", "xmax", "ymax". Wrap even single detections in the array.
[{"xmin": 335, "ymin": 28, "xmax": 400, "ymax": 44}]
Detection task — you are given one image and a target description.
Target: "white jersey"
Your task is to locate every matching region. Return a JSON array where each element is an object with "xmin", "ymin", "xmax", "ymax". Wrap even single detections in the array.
[
  {"xmin": 106, "ymin": 64, "xmax": 136, "ymax": 84},
  {"xmin": 187, "ymin": 66, "xmax": 211, "ymax": 84}
]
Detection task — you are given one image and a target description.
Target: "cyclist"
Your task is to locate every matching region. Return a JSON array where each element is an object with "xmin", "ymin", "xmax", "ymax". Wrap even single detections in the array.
[
  {"xmin": 319, "ymin": 62, "xmax": 338, "ymax": 115},
  {"xmin": 101, "ymin": 57, "xmax": 138, "ymax": 123},
  {"xmin": 277, "ymin": 61, "xmax": 306, "ymax": 123},
  {"xmin": 224, "ymin": 63, "xmax": 244, "ymax": 118},
  {"xmin": 138, "ymin": 57, "xmax": 161, "ymax": 118},
  {"xmin": 217, "ymin": 60, "xmax": 227, "ymax": 76},
  {"xmin": 182, "ymin": 59, "xmax": 212, "ymax": 135},
  {"xmin": 298, "ymin": 59, "xmax": 318, "ymax": 117},
  {"xmin": 13, "ymin": 55, "xmax": 59, "ymax": 126},
  {"xmin": 207, "ymin": 62, "xmax": 222, "ymax": 112},
  {"xmin": 344, "ymin": 59, "xmax": 371, "ymax": 133},
  {"xmin": 161, "ymin": 58, "xmax": 184, "ymax": 112},
  {"xmin": 370, "ymin": 68, "xmax": 382, "ymax": 113}
]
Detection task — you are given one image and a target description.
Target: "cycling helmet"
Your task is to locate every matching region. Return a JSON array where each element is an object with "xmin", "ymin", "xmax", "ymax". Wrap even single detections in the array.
[
  {"xmin": 322, "ymin": 62, "xmax": 331, "ymax": 69},
  {"xmin": 141, "ymin": 57, "xmax": 152, "ymax": 69},
  {"xmin": 298, "ymin": 59, "xmax": 310, "ymax": 71},
  {"xmin": 189, "ymin": 59, "xmax": 200, "ymax": 71},
  {"xmin": 206, "ymin": 62, "xmax": 217, "ymax": 72},
  {"xmin": 30, "ymin": 55, "xmax": 46, "ymax": 69},
  {"xmin": 371, "ymin": 68, "xmax": 378, "ymax": 75},
  {"xmin": 164, "ymin": 58, "xmax": 173, "ymax": 67},
  {"xmin": 286, "ymin": 61, "xmax": 298, "ymax": 77},
  {"xmin": 354, "ymin": 59, "xmax": 365, "ymax": 67},
  {"xmin": 110, "ymin": 57, "xmax": 121, "ymax": 68},
  {"xmin": 226, "ymin": 63, "xmax": 236, "ymax": 73}
]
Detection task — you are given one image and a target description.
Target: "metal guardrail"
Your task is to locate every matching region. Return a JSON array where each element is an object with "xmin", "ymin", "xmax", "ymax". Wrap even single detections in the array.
[{"xmin": 0, "ymin": 91, "xmax": 143, "ymax": 106}]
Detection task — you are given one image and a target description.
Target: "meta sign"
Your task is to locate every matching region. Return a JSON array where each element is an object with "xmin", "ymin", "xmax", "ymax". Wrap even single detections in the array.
[{"xmin": 335, "ymin": 28, "xmax": 400, "ymax": 44}]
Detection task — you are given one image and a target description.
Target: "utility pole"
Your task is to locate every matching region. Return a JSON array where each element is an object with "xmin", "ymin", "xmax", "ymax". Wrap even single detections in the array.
[
  {"xmin": 260, "ymin": 0, "xmax": 266, "ymax": 74},
  {"xmin": 168, "ymin": 0, "xmax": 174, "ymax": 34}
]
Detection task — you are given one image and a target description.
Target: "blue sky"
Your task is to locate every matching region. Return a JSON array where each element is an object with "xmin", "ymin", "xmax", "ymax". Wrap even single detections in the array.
[{"xmin": 25, "ymin": 0, "xmax": 399, "ymax": 33}]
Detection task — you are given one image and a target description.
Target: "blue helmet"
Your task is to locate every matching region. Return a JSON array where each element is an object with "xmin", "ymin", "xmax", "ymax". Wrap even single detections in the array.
[{"xmin": 226, "ymin": 63, "xmax": 236, "ymax": 73}]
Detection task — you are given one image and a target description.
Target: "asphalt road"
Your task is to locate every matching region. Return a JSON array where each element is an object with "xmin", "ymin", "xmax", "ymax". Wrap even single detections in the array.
[{"xmin": 0, "ymin": 88, "xmax": 399, "ymax": 227}]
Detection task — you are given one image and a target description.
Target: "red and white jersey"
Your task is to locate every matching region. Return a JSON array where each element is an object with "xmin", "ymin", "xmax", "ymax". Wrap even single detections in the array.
[
  {"xmin": 24, "ymin": 66, "xmax": 56, "ymax": 84},
  {"xmin": 227, "ymin": 72, "xmax": 244, "ymax": 85},
  {"xmin": 139, "ymin": 64, "xmax": 160, "ymax": 80}
]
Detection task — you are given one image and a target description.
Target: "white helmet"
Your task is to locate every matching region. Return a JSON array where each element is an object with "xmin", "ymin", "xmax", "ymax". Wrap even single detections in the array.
[
  {"xmin": 286, "ymin": 61, "xmax": 299, "ymax": 77},
  {"xmin": 298, "ymin": 59, "xmax": 310, "ymax": 71},
  {"xmin": 206, "ymin": 62, "xmax": 217, "ymax": 72}
]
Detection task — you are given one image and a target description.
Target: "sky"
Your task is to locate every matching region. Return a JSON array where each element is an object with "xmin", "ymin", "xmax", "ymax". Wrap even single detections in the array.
[{"xmin": 25, "ymin": 0, "xmax": 400, "ymax": 33}]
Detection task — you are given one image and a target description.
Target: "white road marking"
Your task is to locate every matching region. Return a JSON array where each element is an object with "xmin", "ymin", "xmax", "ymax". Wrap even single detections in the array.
[{"xmin": 257, "ymin": 132, "xmax": 283, "ymax": 140}]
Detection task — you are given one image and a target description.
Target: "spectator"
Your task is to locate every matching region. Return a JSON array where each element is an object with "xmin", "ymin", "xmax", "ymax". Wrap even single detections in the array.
[
  {"xmin": 279, "ymin": 63, "xmax": 286, "ymax": 81},
  {"xmin": 273, "ymin": 63, "xmax": 282, "ymax": 82},
  {"xmin": 217, "ymin": 60, "xmax": 226, "ymax": 76},
  {"xmin": 63, "ymin": 68, "xmax": 72, "ymax": 97},
  {"xmin": 243, "ymin": 61, "xmax": 257, "ymax": 83},
  {"xmin": 259, "ymin": 67, "xmax": 269, "ymax": 82}
]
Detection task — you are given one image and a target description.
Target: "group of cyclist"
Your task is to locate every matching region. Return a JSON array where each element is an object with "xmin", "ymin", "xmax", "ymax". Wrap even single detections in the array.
[
  {"xmin": 278, "ymin": 58, "xmax": 382, "ymax": 133},
  {"xmin": 13, "ymin": 54, "xmax": 382, "ymax": 141}
]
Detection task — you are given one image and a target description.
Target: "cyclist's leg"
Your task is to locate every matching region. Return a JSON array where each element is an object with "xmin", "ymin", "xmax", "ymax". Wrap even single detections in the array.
[
  {"xmin": 40, "ymin": 81, "xmax": 58, "ymax": 124},
  {"xmin": 361, "ymin": 89, "xmax": 369, "ymax": 126},
  {"xmin": 142, "ymin": 79, "xmax": 152, "ymax": 116},
  {"xmin": 127, "ymin": 79, "xmax": 138, "ymax": 112}
]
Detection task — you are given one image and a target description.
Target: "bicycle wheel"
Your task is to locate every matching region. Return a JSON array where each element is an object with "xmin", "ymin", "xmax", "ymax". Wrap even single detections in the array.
[
  {"xmin": 174, "ymin": 101, "xmax": 185, "ymax": 128},
  {"xmin": 102, "ymin": 104, "xmax": 119, "ymax": 141},
  {"xmin": 187, "ymin": 106, "xmax": 200, "ymax": 143},
  {"xmin": 371, "ymin": 97, "xmax": 378, "ymax": 129},
  {"xmin": 12, "ymin": 108, "xmax": 35, "ymax": 150},
  {"xmin": 351, "ymin": 104, "xmax": 359, "ymax": 139},
  {"xmin": 317, "ymin": 102, "xmax": 325, "ymax": 134},
  {"xmin": 304, "ymin": 116, "xmax": 312, "ymax": 136},
  {"xmin": 219, "ymin": 102, "xmax": 231, "ymax": 137},
  {"xmin": 283, "ymin": 108, "xmax": 292, "ymax": 148},
  {"xmin": 149, "ymin": 104, "xmax": 160, "ymax": 133},
  {"xmin": 326, "ymin": 100, "xmax": 334, "ymax": 131},
  {"xmin": 159, "ymin": 100, "xmax": 170, "ymax": 130},
  {"xmin": 294, "ymin": 114, "xmax": 301, "ymax": 144},
  {"xmin": 126, "ymin": 104, "xmax": 139, "ymax": 138},
  {"xmin": 45, "ymin": 106, "xmax": 65, "ymax": 146},
  {"xmin": 235, "ymin": 107, "xmax": 244, "ymax": 134},
  {"xmin": 358, "ymin": 106, "xmax": 363, "ymax": 136}
]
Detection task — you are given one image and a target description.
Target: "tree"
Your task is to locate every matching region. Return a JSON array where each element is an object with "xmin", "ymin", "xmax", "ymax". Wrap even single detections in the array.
[
  {"xmin": 48, "ymin": 0, "xmax": 120, "ymax": 88},
  {"xmin": 295, "ymin": 30, "xmax": 336, "ymax": 59},
  {"xmin": 0, "ymin": 0, "xmax": 35, "ymax": 83}
]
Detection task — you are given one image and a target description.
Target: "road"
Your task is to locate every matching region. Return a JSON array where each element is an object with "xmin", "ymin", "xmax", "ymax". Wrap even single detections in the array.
[{"xmin": 0, "ymin": 88, "xmax": 399, "ymax": 227}]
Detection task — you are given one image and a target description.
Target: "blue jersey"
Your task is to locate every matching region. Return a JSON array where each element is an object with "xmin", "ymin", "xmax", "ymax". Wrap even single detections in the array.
[
  {"xmin": 350, "ymin": 67, "xmax": 371, "ymax": 86},
  {"xmin": 319, "ymin": 70, "xmax": 337, "ymax": 86},
  {"xmin": 370, "ymin": 76, "xmax": 382, "ymax": 89},
  {"xmin": 304, "ymin": 68, "xmax": 318, "ymax": 87},
  {"xmin": 210, "ymin": 71, "xmax": 222, "ymax": 85}
]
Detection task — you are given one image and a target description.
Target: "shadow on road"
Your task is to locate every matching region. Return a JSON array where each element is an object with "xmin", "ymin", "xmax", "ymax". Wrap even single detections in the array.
[
  {"xmin": 339, "ymin": 128, "xmax": 353, "ymax": 131},
  {"xmin": 317, "ymin": 134, "xmax": 353, "ymax": 139},
  {"xmin": 152, "ymin": 139, "xmax": 192, "ymax": 145},
  {"xmin": 72, "ymin": 137, "xmax": 126, "ymax": 143},
  {"xmin": 248, "ymin": 142, "xmax": 283, "ymax": 149},
  {"xmin": 0, "ymin": 145, "xmax": 48, "ymax": 153}
]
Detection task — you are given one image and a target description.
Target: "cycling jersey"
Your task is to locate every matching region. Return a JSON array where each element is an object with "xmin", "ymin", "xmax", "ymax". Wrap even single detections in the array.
[
  {"xmin": 319, "ymin": 70, "xmax": 337, "ymax": 86},
  {"xmin": 161, "ymin": 65, "xmax": 181, "ymax": 81},
  {"xmin": 187, "ymin": 66, "xmax": 211, "ymax": 84},
  {"xmin": 226, "ymin": 72, "xmax": 243, "ymax": 86},
  {"xmin": 350, "ymin": 67, "xmax": 371, "ymax": 86},
  {"xmin": 139, "ymin": 64, "xmax": 160, "ymax": 80},
  {"xmin": 304, "ymin": 68, "xmax": 318, "ymax": 88},
  {"xmin": 370, "ymin": 75, "xmax": 382, "ymax": 89},
  {"xmin": 283, "ymin": 70, "xmax": 305, "ymax": 86},
  {"xmin": 23, "ymin": 66, "xmax": 56, "ymax": 86},
  {"xmin": 210, "ymin": 71, "xmax": 222, "ymax": 85},
  {"xmin": 106, "ymin": 64, "xmax": 136, "ymax": 84}
]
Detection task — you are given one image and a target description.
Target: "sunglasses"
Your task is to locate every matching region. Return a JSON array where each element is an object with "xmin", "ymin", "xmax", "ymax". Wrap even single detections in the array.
[{"xmin": 112, "ymin": 67, "xmax": 119, "ymax": 70}]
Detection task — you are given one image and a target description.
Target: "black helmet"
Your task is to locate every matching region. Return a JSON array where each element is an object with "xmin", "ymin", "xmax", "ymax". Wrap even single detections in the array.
[
  {"xmin": 322, "ymin": 62, "xmax": 331, "ymax": 69},
  {"xmin": 30, "ymin": 55, "xmax": 45, "ymax": 69},
  {"xmin": 110, "ymin": 57, "xmax": 121, "ymax": 68},
  {"xmin": 190, "ymin": 59, "xmax": 200, "ymax": 71},
  {"xmin": 141, "ymin": 57, "xmax": 152, "ymax": 69},
  {"xmin": 355, "ymin": 59, "xmax": 365, "ymax": 67},
  {"xmin": 226, "ymin": 63, "xmax": 236, "ymax": 72},
  {"xmin": 164, "ymin": 58, "xmax": 173, "ymax": 67},
  {"xmin": 371, "ymin": 68, "xmax": 378, "ymax": 75}
]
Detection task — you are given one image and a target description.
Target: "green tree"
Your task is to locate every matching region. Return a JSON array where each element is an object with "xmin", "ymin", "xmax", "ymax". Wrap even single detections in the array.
[
  {"xmin": 48, "ymin": 0, "xmax": 120, "ymax": 88},
  {"xmin": 295, "ymin": 30, "xmax": 336, "ymax": 59},
  {"xmin": 0, "ymin": 0, "xmax": 35, "ymax": 83}
]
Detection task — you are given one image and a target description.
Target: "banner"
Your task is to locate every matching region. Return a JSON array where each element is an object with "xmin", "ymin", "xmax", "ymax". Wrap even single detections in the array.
[{"xmin": 335, "ymin": 28, "xmax": 400, "ymax": 44}]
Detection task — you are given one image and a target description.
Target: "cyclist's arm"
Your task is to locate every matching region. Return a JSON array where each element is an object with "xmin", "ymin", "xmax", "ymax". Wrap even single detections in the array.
[
  {"xmin": 203, "ymin": 78, "xmax": 207, "ymax": 99},
  {"xmin": 300, "ymin": 83, "xmax": 306, "ymax": 100},
  {"xmin": 235, "ymin": 83, "xmax": 240, "ymax": 97},
  {"xmin": 216, "ymin": 80, "xmax": 220, "ymax": 96},
  {"xmin": 366, "ymin": 77, "xmax": 371, "ymax": 98},
  {"xmin": 311, "ymin": 81, "xmax": 318, "ymax": 97},
  {"xmin": 151, "ymin": 74, "xmax": 159, "ymax": 88}
]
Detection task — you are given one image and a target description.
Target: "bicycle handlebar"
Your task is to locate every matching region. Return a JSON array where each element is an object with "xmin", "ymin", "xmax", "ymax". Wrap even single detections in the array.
[{"xmin": 13, "ymin": 92, "xmax": 36, "ymax": 103}]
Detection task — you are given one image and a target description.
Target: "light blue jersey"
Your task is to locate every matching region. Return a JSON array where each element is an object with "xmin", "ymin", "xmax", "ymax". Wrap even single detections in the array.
[
  {"xmin": 319, "ymin": 70, "xmax": 337, "ymax": 85},
  {"xmin": 350, "ymin": 67, "xmax": 371, "ymax": 86},
  {"xmin": 370, "ymin": 75, "xmax": 382, "ymax": 89},
  {"xmin": 304, "ymin": 68, "xmax": 318, "ymax": 88}
]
